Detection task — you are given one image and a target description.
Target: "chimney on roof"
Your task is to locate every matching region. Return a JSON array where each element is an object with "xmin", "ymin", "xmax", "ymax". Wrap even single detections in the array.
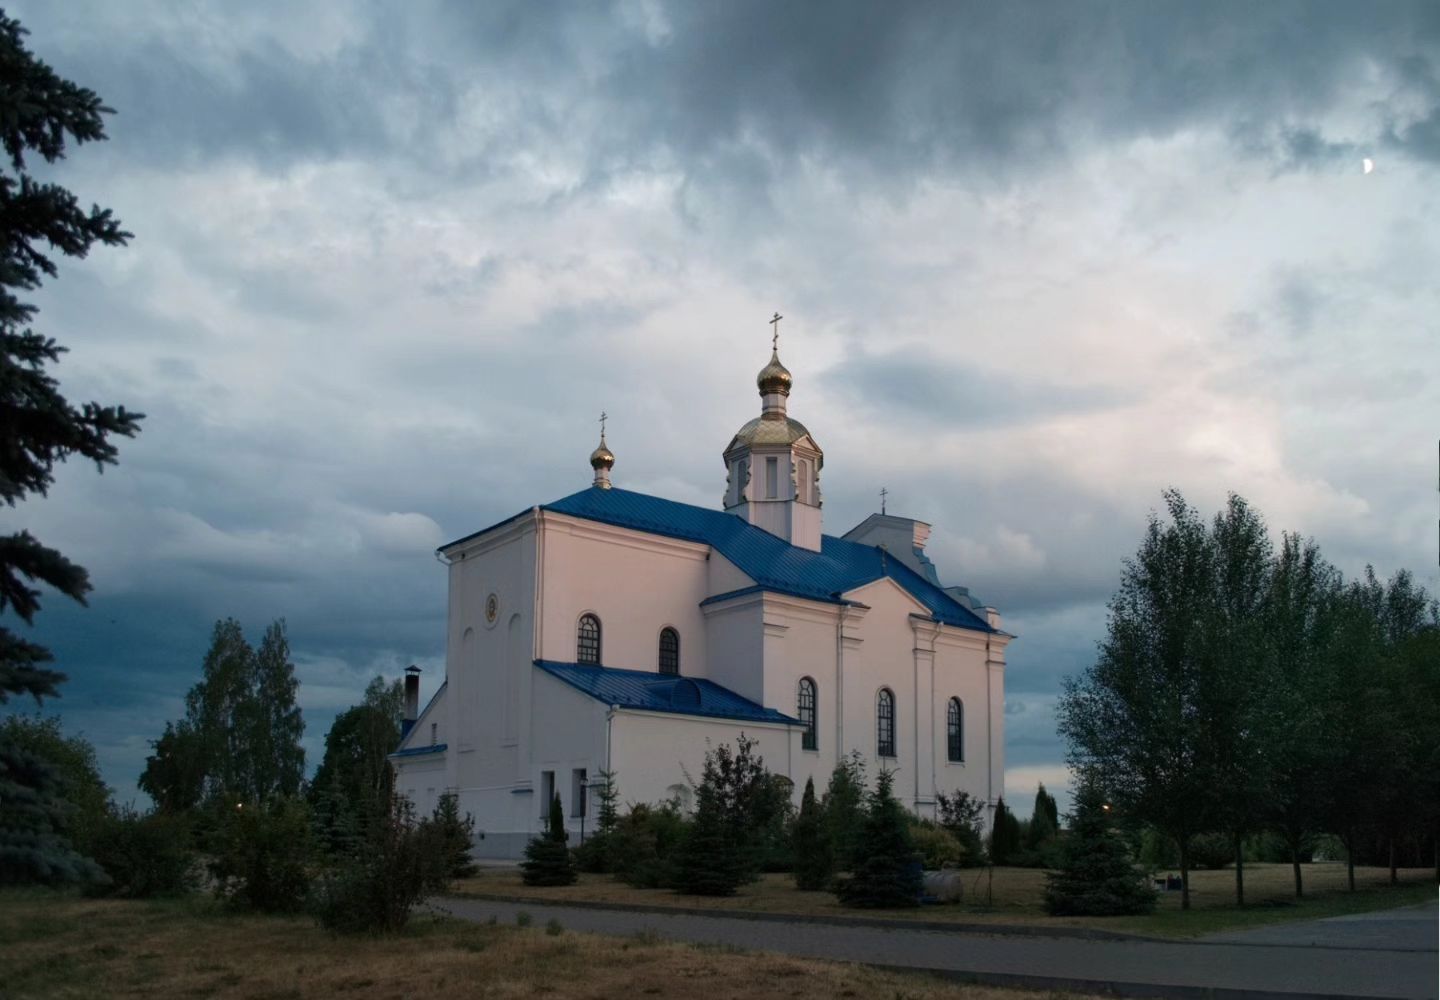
[{"xmin": 402, "ymin": 665, "xmax": 421, "ymax": 739}]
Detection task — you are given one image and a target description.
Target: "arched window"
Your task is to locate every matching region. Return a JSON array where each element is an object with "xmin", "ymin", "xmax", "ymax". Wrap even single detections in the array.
[
  {"xmin": 797, "ymin": 677, "xmax": 817, "ymax": 751},
  {"xmin": 876, "ymin": 688, "xmax": 896, "ymax": 758},
  {"xmin": 658, "ymin": 627, "xmax": 680, "ymax": 675},
  {"xmin": 577, "ymin": 613, "xmax": 601, "ymax": 665},
  {"xmin": 947, "ymin": 697, "xmax": 964, "ymax": 762}
]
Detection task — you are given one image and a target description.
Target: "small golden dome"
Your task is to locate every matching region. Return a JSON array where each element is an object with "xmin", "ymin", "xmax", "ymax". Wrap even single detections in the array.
[
  {"xmin": 589, "ymin": 436, "xmax": 614, "ymax": 470},
  {"xmin": 756, "ymin": 350, "xmax": 792, "ymax": 396}
]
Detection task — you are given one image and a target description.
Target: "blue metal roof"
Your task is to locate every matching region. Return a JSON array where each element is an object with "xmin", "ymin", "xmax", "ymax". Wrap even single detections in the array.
[
  {"xmin": 536, "ymin": 660, "xmax": 800, "ymax": 726},
  {"xmin": 389, "ymin": 743, "xmax": 448, "ymax": 759},
  {"xmin": 540, "ymin": 487, "xmax": 993, "ymax": 632}
]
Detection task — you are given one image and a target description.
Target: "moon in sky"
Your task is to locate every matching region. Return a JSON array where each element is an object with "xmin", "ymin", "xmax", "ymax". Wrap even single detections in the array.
[{"xmin": 1363, "ymin": 157, "xmax": 1374, "ymax": 174}]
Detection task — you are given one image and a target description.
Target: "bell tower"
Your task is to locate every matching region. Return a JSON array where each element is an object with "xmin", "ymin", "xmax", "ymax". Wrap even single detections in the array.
[{"xmin": 722, "ymin": 314, "xmax": 824, "ymax": 551}]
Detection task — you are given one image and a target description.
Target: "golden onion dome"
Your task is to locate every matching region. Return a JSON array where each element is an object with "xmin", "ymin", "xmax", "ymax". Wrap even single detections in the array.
[
  {"xmin": 589, "ymin": 436, "xmax": 614, "ymax": 470},
  {"xmin": 756, "ymin": 350, "xmax": 792, "ymax": 396}
]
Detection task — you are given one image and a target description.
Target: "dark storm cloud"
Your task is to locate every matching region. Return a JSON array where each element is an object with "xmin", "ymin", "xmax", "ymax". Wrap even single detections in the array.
[
  {"xmin": 24, "ymin": 1, "xmax": 1440, "ymax": 191},
  {"xmin": 822, "ymin": 350, "xmax": 1127, "ymax": 429}
]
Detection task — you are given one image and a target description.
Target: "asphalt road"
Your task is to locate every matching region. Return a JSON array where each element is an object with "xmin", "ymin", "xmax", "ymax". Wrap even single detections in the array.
[{"xmin": 434, "ymin": 895, "xmax": 1439, "ymax": 1000}]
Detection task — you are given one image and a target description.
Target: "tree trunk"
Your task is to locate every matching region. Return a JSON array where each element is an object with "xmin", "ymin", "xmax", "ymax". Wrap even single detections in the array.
[
  {"xmin": 1291, "ymin": 838, "xmax": 1304, "ymax": 898},
  {"xmin": 1388, "ymin": 836, "xmax": 1397, "ymax": 884},
  {"xmin": 1345, "ymin": 828, "xmax": 1355, "ymax": 891},
  {"xmin": 1179, "ymin": 836, "xmax": 1191, "ymax": 911},
  {"xmin": 1234, "ymin": 830, "xmax": 1245, "ymax": 907}
]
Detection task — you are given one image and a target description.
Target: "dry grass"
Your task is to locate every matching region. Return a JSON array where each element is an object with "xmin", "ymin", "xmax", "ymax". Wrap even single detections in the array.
[
  {"xmin": 0, "ymin": 890, "xmax": 1106, "ymax": 1000},
  {"xmin": 452, "ymin": 862, "xmax": 1437, "ymax": 937}
]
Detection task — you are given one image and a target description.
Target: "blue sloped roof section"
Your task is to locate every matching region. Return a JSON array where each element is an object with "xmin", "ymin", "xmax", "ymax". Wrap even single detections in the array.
[
  {"xmin": 536, "ymin": 660, "xmax": 800, "ymax": 726},
  {"xmin": 389, "ymin": 743, "xmax": 447, "ymax": 759},
  {"xmin": 540, "ymin": 487, "xmax": 993, "ymax": 632}
]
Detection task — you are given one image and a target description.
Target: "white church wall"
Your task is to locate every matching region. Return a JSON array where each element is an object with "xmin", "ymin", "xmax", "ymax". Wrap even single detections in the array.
[
  {"xmin": 394, "ymin": 758, "xmax": 446, "ymax": 819},
  {"xmin": 930, "ymin": 626, "xmax": 1002, "ymax": 821},
  {"xmin": 754, "ymin": 593, "xmax": 840, "ymax": 797},
  {"xmin": 700, "ymin": 591, "xmax": 765, "ymax": 702},
  {"xmin": 441, "ymin": 515, "xmax": 540, "ymax": 802},
  {"xmin": 538, "ymin": 513, "xmax": 713, "ymax": 677},
  {"xmin": 609, "ymin": 710, "xmax": 796, "ymax": 810},
  {"xmin": 706, "ymin": 550, "xmax": 752, "ymax": 597},
  {"xmin": 838, "ymin": 578, "xmax": 931, "ymax": 808}
]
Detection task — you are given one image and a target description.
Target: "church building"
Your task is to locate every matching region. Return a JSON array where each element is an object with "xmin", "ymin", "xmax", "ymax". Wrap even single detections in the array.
[{"xmin": 391, "ymin": 327, "xmax": 1012, "ymax": 857}]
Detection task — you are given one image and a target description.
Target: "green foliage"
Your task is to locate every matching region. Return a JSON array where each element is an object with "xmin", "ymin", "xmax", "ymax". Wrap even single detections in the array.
[
  {"xmin": 0, "ymin": 714, "xmax": 109, "ymax": 855},
  {"xmin": 0, "ymin": 11, "xmax": 137, "ymax": 888},
  {"xmin": 988, "ymin": 797, "xmax": 1022, "ymax": 865},
  {"xmin": 1027, "ymin": 784, "xmax": 1059, "ymax": 848},
  {"xmin": 0, "ymin": 11, "xmax": 140, "ymax": 710},
  {"xmin": 936, "ymin": 789, "xmax": 988, "ymax": 867},
  {"xmin": 908, "ymin": 818, "xmax": 964, "ymax": 870},
  {"xmin": 670, "ymin": 735, "xmax": 788, "ymax": 894},
  {"xmin": 1044, "ymin": 780, "xmax": 1156, "ymax": 916},
  {"xmin": 820, "ymin": 751, "xmax": 867, "ymax": 871},
  {"xmin": 210, "ymin": 797, "xmax": 313, "ymax": 913},
  {"xmin": 1186, "ymin": 831, "xmax": 1234, "ymax": 870},
  {"xmin": 573, "ymin": 770, "xmax": 619, "ymax": 873},
  {"xmin": 140, "ymin": 618, "xmax": 306, "ymax": 815},
  {"xmin": 611, "ymin": 801, "xmax": 687, "ymax": 888},
  {"xmin": 0, "ymin": 736, "xmax": 105, "ymax": 885},
  {"xmin": 791, "ymin": 777, "xmax": 832, "ymax": 890},
  {"xmin": 834, "ymin": 770, "xmax": 921, "ymax": 908},
  {"xmin": 1137, "ymin": 826, "xmax": 1178, "ymax": 868},
  {"xmin": 521, "ymin": 794, "xmax": 576, "ymax": 887},
  {"xmin": 311, "ymin": 794, "xmax": 430, "ymax": 935},
  {"xmin": 310, "ymin": 677, "xmax": 403, "ymax": 857},
  {"xmin": 420, "ymin": 792, "xmax": 477, "ymax": 890},
  {"xmin": 86, "ymin": 807, "xmax": 195, "ymax": 898}
]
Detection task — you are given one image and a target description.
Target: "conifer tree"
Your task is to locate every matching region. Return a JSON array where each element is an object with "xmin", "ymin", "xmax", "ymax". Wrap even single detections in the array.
[
  {"xmin": 835, "ymin": 770, "xmax": 921, "ymax": 908},
  {"xmin": 1025, "ymin": 784, "xmax": 1059, "ymax": 851},
  {"xmin": 820, "ymin": 751, "xmax": 867, "ymax": 872},
  {"xmin": 791, "ymin": 776, "xmax": 832, "ymax": 890},
  {"xmin": 520, "ymin": 794, "xmax": 576, "ymax": 886},
  {"xmin": 989, "ymin": 797, "xmax": 1022, "ymax": 865},
  {"xmin": 0, "ymin": 11, "xmax": 138, "ymax": 886},
  {"xmin": 1044, "ymin": 780, "xmax": 1156, "ymax": 916},
  {"xmin": 574, "ymin": 769, "xmax": 619, "ymax": 873},
  {"xmin": 675, "ymin": 750, "xmax": 746, "ymax": 895}
]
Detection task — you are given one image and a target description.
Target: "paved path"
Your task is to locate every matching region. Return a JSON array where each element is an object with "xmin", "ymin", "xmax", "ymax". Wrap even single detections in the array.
[
  {"xmin": 1202, "ymin": 900, "xmax": 1437, "ymax": 953},
  {"xmin": 434, "ymin": 896, "xmax": 1438, "ymax": 999}
]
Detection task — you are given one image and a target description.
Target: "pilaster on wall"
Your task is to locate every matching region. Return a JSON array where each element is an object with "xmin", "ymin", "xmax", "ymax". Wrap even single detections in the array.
[
  {"xmin": 835, "ymin": 604, "xmax": 867, "ymax": 760},
  {"xmin": 911, "ymin": 617, "xmax": 940, "ymax": 813},
  {"xmin": 986, "ymin": 633, "xmax": 1010, "ymax": 811}
]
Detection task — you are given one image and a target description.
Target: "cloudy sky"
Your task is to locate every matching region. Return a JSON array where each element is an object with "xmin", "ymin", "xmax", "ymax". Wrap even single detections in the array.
[{"xmin": 9, "ymin": 0, "xmax": 1439, "ymax": 814}]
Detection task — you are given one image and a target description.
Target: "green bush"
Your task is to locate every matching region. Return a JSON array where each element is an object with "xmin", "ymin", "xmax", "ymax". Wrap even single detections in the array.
[
  {"xmin": 311, "ymin": 795, "xmax": 429, "ymax": 935},
  {"xmin": 935, "ymin": 790, "xmax": 988, "ymax": 867},
  {"xmin": 611, "ymin": 802, "xmax": 688, "ymax": 889},
  {"xmin": 1186, "ymin": 832, "xmax": 1234, "ymax": 870},
  {"xmin": 573, "ymin": 771, "xmax": 620, "ymax": 874},
  {"xmin": 908, "ymin": 819, "xmax": 963, "ymax": 870},
  {"xmin": 211, "ymin": 797, "xmax": 312, "ymax": 913},
  {"xmin": 86, "ymin": 807, "xmax": 195, "ymax": 899},
  {"xmin": 1137, "ymin": 825, "xmax": 1178, "ymax": 868}
]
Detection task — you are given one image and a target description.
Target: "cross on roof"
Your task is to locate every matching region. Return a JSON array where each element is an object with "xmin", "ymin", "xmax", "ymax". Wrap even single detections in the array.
[
  {"xmin": 880, "ymin": 487, "xmax": 888, "ymax": 515},
  {"xmin": 599, "ymin": 410, "xmax": 607, "ymax": 438},
  {"xmin": 770, "ymin": 312, "xmax": 783, "ymax": 351}
]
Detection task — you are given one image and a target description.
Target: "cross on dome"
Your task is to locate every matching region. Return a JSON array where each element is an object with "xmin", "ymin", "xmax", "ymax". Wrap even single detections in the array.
[{"xmin": 589, "ymin": 410, "xmax": 614, "ymax": 489}]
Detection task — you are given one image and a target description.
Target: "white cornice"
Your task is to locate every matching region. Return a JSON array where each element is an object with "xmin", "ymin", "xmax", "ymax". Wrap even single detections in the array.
[
  {"xmin": 541, "ymin": 510, "xmax": 711, "ymax": 561},
  {"xmin": 441, "ymin": 511, "xmax": 537, "ymax": 560}
]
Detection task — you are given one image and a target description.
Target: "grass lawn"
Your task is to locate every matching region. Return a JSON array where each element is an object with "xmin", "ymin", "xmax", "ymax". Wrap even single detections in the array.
[
  {"xmin": 452, "ymin": 862, "xmax": 1437, "ymax": 938},
  {"xmin": 0, "ymin": 889, "xmax": 1110, "ymax": 1000}
]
